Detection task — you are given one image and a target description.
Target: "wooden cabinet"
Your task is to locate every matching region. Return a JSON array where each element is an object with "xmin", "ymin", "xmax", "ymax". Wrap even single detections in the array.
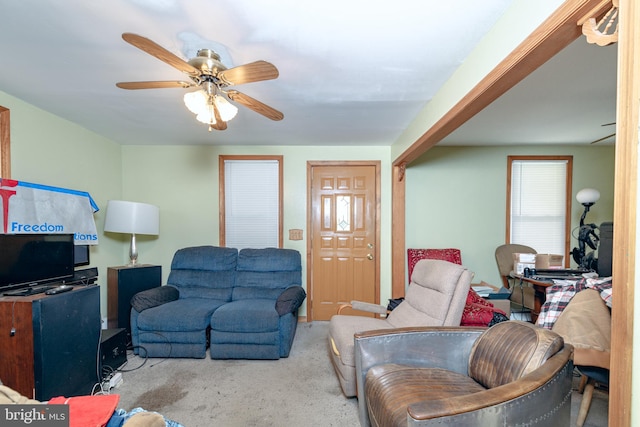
[
  {"xmin": 0, "ymin": 285, "xmax": 101, "ymax": 400},
  {"xmin": 107, "ymin": 265, "xmax": 161, "ymax": 338}
]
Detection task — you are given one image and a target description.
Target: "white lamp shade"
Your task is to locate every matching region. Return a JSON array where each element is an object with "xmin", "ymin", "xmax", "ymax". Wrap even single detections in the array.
[
  {"xmin": 576, "ymin": 188, "xmax": 601, "ymax": 205},
  {"xmin": 104, "ymin": 200, "xmax": 159, "ymax": 235},
  {"xmin": 183, "ymin": 90, "xmax": 208, "ymax": 114},
  {"xmin": 214, "ymin": 95, "xmax": 238, "ymax": 121}
]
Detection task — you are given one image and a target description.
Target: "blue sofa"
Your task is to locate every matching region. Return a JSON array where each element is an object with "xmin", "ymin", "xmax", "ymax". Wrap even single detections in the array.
[{"xmin": 129, "ymin": 246, "xmax": 305, "ymax": 359}]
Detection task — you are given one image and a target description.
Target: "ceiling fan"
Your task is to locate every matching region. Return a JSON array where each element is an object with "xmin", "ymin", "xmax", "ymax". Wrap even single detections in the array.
[
  {"xmin": 590, "ymin": 122, "xmax": 616, "ymax": 144},
  {"xmin": 116, "ymin": 33, "xmax": 283, "ymax": 131}
]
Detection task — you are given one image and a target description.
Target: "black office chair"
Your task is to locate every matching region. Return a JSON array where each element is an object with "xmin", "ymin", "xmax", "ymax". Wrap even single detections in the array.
[{"xmin": 575, "ymin": 366, "xmax": 609, "ymax": 427}]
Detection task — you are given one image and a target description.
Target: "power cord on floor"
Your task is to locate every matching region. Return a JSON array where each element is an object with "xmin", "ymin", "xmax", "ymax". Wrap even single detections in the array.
[{"xmin": 91, "ymin": 365, "xmax": 124, "ymax": 395}]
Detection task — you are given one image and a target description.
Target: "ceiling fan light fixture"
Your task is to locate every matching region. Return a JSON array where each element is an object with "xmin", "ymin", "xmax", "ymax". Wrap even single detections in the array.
[
  {"xmin": 118, "ymin": 33, "xmax": 282, "ymax": 130},
  {"xmin": 183, "ymin": 90, "xmax": 208, "ymax": 114},
  {"xmin": 183, "ymin": 88, "xmax": 237, "ymax": 125},
  {"xmin": 214, "ymin": 94, "xmax": 238, "ymax": 121},
  {"xmin": 196, "ymin": 105, "xmax": 216, "ymax": 125}
]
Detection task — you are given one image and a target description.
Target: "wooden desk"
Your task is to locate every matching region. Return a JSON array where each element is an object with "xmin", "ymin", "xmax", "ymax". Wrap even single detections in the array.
[{"xmin": 514, "ymin": 276, "xmax": 554, "ymax": 323}]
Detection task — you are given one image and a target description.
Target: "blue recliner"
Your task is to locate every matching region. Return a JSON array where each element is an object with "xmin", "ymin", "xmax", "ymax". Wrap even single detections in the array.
[
  {"xmin": 130, "ymin": 246, "xmax": 238, "ymax": 358},
  {"xmin": 209, "ymin": 247, "xmax": 303, "ymax": 359}
]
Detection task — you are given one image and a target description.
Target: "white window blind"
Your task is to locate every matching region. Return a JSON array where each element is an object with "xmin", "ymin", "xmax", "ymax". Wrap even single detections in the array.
[
  {"xmin": 510, "ymin": 160, "xmax": 567, "ymax": 254},
  {"xmin": 224, "ymin": 159, "xmax": 279, "ymax": 249}
]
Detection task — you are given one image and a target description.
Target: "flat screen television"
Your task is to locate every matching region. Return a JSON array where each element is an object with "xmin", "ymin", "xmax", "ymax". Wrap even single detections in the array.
[{"xmin": 0, "ymin": 233, "xmax": 75, "ymax": 292}]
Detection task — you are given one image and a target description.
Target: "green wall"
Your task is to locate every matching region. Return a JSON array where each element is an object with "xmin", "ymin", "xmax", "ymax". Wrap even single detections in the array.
[
  {"xmin": 0, "ymin": 88, "xmax": 616, "ymax": 317},
  {"xmin": 119, "ymin": 145, "xmax": 392, "ymax": 318},
  {"xmin": 406, "ymin": 145, "xmax": 615, "ymax": 288},
  {"xmin": 0, "ymin": 90, "xmax": 124, "ymax": 317}
]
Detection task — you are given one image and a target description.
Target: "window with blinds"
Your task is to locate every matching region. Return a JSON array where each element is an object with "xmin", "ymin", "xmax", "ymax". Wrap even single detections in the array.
[
  {"xmin": 221, "ymin": 156, "xmax": 282, "ymax": 249},
  {"xmin": 508, "ymin": 156, "xmax": 572, "ymax": 257}
]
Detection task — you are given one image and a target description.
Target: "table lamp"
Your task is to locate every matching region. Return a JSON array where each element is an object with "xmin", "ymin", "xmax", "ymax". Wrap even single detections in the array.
[{"xmin": 104, "ymin": 200, "xmax": 159, "ymax": 266}]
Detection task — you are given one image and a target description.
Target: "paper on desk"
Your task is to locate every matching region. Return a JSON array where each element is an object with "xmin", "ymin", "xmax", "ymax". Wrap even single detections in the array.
[{"xmin": 471, "ymin": 286, "xmax": 494, "ymax": 297}]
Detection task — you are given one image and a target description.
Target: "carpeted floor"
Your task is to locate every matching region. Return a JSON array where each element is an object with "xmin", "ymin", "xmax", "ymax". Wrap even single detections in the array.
[{"xmin": 113, "ymin": 322, "xmax": 608, "ymax": 426}]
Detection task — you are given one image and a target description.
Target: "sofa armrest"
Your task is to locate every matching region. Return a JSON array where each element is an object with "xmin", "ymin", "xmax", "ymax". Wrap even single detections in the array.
[
  {"xmin": 406, "ymin": 345, "xmax": 574, "ymax": 422},
  {"xmin": 130, "ymin": 286, "xmax": 179, "ymax": 313},
  {"xmin": 275, "ymin": 286, "xmax": 306, "ymax": 315},
  {"xmin": 338, "ymin": 300, "xmax": 388, "ymax": 315},
  {"xmin": 354, "ymin": 327, "xmax": 485, "ymax": 427}
]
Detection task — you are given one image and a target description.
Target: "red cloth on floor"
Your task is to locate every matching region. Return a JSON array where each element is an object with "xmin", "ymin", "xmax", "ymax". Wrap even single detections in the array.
[
  {"xmin": 461, "ymin": 288, "xmax": 506, "ymax": 326},
  {"xmin": 49, "ymin": 394, "xmax": 119, "ymax": 427}
]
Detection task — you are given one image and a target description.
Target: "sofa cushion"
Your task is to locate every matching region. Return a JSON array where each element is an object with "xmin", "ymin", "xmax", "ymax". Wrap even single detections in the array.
[
  {"xmin": 468, "ymin": 320, "xmax": 565, "ymax": 388},
  {"xmin": 365, "ymin": 364, "xmax": 486, "ymax": 427},
  {"xmin": 386, "ymin": 260, "xmax": 467, "ymax": 328},
  {"xmin": 233, "ymin": 248, "xmax": 302, "ymax": 300},
  {"xmin": 237, "ymin": 247, "xmax": 301, "ymax": 272},
  {"xmin": 211, "ymin": 299, "xmax": 280, "ymax": 333},
  {"xmin": 137, "ymin": 298, "xmax": 227, "ymax": 332},
  {"xmin": 167, "ymin": 246, "xmax": 238, "ymax": 300},
  {"xmin": 328, "ymin": 315, "xmax": 391, "ymax": 367}
]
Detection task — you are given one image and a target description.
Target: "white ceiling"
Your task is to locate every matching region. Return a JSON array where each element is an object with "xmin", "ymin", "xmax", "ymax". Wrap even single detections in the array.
[
  {"xmin": 0, "ymin": 0, "xmax": 617, "ymax": 147},
  {"xmin": 442, "ymin": 37, "xmax": 618, "ymax": 146}
]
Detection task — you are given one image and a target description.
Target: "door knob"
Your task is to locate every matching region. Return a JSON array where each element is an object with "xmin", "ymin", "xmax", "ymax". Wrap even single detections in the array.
[{"xmin": 367, "ymin": 254, "xmax": 374, "ymax": 260}]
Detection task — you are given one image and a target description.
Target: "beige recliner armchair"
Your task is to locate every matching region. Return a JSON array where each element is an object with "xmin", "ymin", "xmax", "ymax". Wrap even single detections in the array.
[{"xmin": 328, "ymin": 259, "xmax": 473, "ymax": 397}]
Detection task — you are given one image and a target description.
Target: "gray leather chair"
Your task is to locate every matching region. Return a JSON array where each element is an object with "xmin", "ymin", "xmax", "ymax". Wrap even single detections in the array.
[
  {"xmin": 328, "ymin": 259, "xmax": 473, "ymax": 397},
  {"xmin": 354, "ymin": 321, "xmax": 574, "ymax": 427}
]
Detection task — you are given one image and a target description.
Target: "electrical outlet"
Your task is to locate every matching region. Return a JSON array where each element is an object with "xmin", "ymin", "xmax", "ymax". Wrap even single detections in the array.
[{"xmin": 101, "ymin": 317, "xmax": 108, "ymax": 329}]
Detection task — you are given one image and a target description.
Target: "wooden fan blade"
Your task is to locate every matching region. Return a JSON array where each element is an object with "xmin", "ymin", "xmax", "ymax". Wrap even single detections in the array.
[
  {"xmin": 210, "ymin": 102, "xmax": 227, "ymax": 130},
  {"xmin": 122, "ymin": 33, "xmax": 199, "ymax": 76},
  {"xmin": 218, "ymin": 61, "xmax": 279, "ymax": 85},
  {"xmin": 591, "ymin": 133, "xmax": 616, "ymax": 144},
  {"xmin": 227, "ymin": 90, "xmax": 284, "ymax": 121},
  {"xmin": 116, "ymin": 81, "xmax": 194, "ymax": 90}
]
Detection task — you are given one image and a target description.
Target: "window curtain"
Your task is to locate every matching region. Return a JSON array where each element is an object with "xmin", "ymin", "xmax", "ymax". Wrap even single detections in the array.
[
  {"xmin": 224, "ymin": 160, "xmax": 279, "ymax": 249},
  {"xmin": 510, "ymin": 160, "xmax": 567, "ymax": 255}
]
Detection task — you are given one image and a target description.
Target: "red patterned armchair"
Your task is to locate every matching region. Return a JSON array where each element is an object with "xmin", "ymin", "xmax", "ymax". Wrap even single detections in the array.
[{"xmin": 408, "ymin": 249, "xmax": 507, "ymax": 326}]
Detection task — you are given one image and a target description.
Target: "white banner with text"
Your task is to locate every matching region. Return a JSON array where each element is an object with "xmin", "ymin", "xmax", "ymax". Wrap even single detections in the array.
[{"xmin": 0, "ymin": 178, "xmax": 99, "ymax": 244}]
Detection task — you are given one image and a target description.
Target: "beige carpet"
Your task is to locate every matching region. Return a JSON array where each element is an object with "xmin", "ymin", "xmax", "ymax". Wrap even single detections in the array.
[{"xmin": 112, "ymin": 322, "xmax": 608, "ymax": 426}]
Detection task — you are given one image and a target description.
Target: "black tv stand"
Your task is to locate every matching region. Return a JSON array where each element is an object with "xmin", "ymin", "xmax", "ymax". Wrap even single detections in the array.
[{"xmin": 1, "ymin": 268, "xmax": 98, "ymax": 297}]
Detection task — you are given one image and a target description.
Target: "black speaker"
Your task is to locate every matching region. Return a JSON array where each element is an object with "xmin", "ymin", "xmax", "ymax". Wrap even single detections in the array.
[
  {"xmin": 108, "ymin": 265, "xmax": 161, "ymax": 341},
  {"xmin": 31, "ymin": 286, "xmax": 101, "ymax": 401},
  {"xmin": 597, "ymin": 221, "xmax": 613, "ymax": 277}
]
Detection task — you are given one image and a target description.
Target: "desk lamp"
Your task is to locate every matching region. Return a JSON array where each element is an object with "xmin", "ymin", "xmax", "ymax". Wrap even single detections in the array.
[
  {"xmin": 571, "ymin": 188, "xmax": 600, "ymax": 270},
  {"xmin": 104, "ymin": 200, "xmax": 159, "ymax": 266}
]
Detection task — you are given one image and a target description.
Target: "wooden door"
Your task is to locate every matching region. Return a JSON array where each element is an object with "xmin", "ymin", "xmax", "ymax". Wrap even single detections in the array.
[{"xmin": 308, "ymin": 162, "xmax": 379, "ymax": 321}]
